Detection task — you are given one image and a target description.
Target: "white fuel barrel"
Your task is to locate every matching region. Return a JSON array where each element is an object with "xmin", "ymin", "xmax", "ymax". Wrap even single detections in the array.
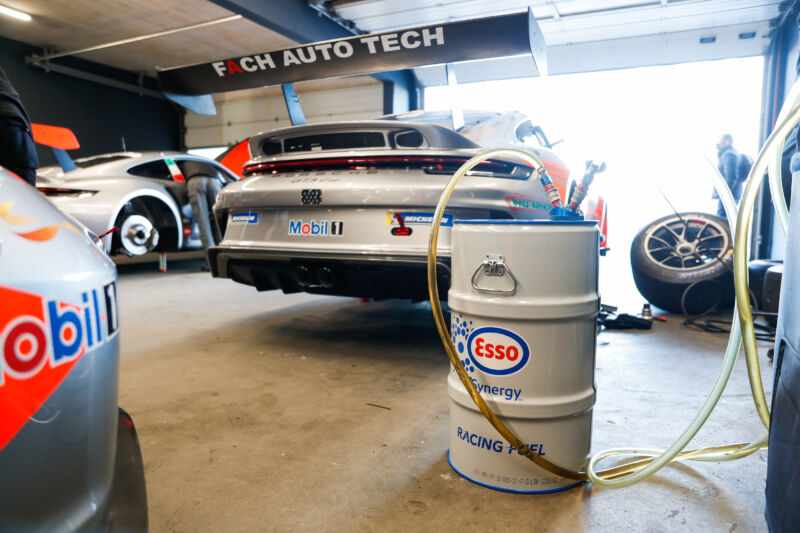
[{"xmin": 447, "ymin": 219, "xmax": 599, "ymax": 493}]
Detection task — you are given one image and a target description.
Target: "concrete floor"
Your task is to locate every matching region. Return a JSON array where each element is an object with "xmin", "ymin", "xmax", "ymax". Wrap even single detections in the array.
[{"xmin": 117, "ymin": 259, "xmax": 774, "ymax": 533}]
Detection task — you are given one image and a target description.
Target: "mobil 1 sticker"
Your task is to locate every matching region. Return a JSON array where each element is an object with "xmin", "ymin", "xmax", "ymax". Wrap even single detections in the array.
[{"xmin": 288, "ymin": 219, "xmax": 343, "ymax": 237}]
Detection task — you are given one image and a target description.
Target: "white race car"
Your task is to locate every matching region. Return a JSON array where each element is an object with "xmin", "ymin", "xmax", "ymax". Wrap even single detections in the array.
[
  {"xmin": 36, "ymin": 152, "xmax": 238, "ymax": 255},
  {"xmin": 209, "ymin": 111, "xmax": 607, "ymax": 300}
]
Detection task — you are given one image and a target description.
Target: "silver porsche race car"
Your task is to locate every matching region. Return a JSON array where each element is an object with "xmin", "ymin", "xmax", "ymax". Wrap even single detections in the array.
[
  {"xmin": 209, "ymin": 111, "xmax": 607, "ymax": 300},
  {"xmin": 36, "ymin": 152, "xmax": 238, "ymax": 256},
  {"xmin": 0, "ymin": 167, "xmax": 147, "ymax": 531}
]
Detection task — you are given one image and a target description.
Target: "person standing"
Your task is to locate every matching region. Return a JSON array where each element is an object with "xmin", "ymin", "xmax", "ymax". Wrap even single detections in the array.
[
  {"xmin": 714, "ymin": 133, "xmax": 751, "ymax": 218},
  {"xmin": 176, "ymin": 159, "xmax": 223, "ymax": 269},
  {"xmin": 0, "ymin": 67, "xmax": 38, "ymax": 185}
]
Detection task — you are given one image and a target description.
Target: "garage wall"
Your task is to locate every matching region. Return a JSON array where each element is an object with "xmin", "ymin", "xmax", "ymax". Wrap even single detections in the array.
[
  {"xmin": 184, "ymin": 84, "xmax": 383, "ymax": 148},
  {"xmin": 767, "ymin": 17, "xmax": 798, "ymax": 261},
  {"xmin": 0, "ymin": 36, "xmax": 180, "ymax": 167},
  {"xmin": 757, "ymin": 8, "xmax": 800, "ymax": 259}
]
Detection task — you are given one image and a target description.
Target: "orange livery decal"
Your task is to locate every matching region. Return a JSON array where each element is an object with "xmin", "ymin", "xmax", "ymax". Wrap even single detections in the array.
[{"xmin": 0, "ymin": 283, "xmax": 118, "ymax": 451}]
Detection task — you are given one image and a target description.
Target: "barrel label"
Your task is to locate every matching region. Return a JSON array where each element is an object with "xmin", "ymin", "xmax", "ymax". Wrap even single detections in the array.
[
  {"xmin": 455, "ymin": 426, "xmax": 545, "ymax": 455},
  {"xmin": 466, "ymin": 327, "xmax": 529, "ymax": 375}
]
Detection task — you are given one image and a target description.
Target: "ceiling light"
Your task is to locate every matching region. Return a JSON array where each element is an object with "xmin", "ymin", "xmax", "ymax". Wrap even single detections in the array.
[{"xmin": 0, "ymin": 4, "xmax": 32, "ymax": 21}]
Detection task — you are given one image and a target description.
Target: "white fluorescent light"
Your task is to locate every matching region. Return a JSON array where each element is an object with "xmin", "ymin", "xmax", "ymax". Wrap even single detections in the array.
[{"xmin": 0, "ymin": 4, "xmax": 32, "ymax": 21}]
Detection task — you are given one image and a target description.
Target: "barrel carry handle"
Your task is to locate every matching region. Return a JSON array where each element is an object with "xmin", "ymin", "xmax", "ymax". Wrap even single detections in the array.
[{"xmin": 471, "ymin": 254, "xmax": 519, "ymax": 295}]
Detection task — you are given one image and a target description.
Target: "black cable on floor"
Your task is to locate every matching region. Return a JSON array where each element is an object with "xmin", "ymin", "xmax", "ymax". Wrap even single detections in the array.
[{"xmin": 680, "ymin": 279, "xmax": 776, "ymax": 342}]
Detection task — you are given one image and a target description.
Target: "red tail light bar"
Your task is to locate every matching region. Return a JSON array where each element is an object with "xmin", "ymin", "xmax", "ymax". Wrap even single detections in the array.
[{"xmin": 243, "ymin": 156, "xmax": 532, "ymax": 180}]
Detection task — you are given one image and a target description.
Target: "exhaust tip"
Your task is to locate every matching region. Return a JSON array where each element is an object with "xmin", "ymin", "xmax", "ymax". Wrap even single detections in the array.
[
  {"xmin": 295, "ymin": 266, "xmax": 312, "ymax": 287},
  {"xmin": 317, "ymin": 266, "xmax": 336, "ymax": 288}
]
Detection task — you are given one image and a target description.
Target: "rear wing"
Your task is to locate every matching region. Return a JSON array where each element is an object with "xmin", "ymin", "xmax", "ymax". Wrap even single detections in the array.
[
  {"xmin": 157, "ymin": 9, "xmax": 546, "ymax": 115},
  {"xmin": 215, "ymin": 139, "xmax": 249, "ymax": 178},
  {"xmin": 31, "ymin": 123, "xmax": 80, "ymax": 172}
]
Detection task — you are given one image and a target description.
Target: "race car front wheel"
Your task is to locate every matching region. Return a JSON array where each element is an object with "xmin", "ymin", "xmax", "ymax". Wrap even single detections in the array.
[
  {"xmin": 117, "ymin": 213, "xmax": 159, "ymax": 256},
  {"xmin": 630, "ymin": 212, "xmax": 734, "ymax": 314},
  {"xmin": 112, "ymin": 199, "xmax": 163, "ymax": 256}
]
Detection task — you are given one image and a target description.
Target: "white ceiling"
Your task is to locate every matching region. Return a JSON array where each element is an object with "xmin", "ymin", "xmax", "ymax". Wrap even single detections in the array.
[
  {"xmin": 0, "ymin": 0, "xmax": 295, "ymax": 75},
  {"xmin": 330, "ymin": 0, "xmax": 785, "ymax": 82},
  {"xmin": 0, "ymin": 0, "xmax": 379, "ymax": 98},
  {"xmin": 0, "ymin": 0, "xmax": 787, "ymax": 90},
  {"xmin": 332, "ymin": 0, "xmax": 781, "ymax": 40}
]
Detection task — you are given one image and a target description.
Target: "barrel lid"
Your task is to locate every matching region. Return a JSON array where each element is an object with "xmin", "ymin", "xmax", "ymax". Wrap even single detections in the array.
[{"xmin": 454, "ymin": 219, "xmax": 598, "ymax": 226}]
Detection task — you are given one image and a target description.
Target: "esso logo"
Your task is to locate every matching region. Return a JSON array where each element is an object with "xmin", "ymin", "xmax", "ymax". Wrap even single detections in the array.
[{"xmin": 467, "ymin": 327, "xmax": 530, "ymax": 375}]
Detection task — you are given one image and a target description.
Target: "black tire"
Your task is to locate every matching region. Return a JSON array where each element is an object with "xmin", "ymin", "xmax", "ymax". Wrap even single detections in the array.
[
  {"xmin": 109, "ymin": 408, "xmax": 148, "ymax": 532},
  {"xmin": 748, "ymin": 259, "xmax": 782, "ymax": 310},
  {"xmin": 630, "ymin": 212, "xmax": 734, "ymax": 314}
]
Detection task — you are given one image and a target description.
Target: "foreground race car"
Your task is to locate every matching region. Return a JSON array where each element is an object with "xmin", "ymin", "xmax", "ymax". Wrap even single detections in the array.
[
  {"xmin": 0, "ymin": 168, "xmax": 147, "ymax": 530},
  {"xmin": 36, "ymin": 152, "xmax": 238, "ymax": 255},
  {"xmin": 209, "ymin": 111, "xmax": 608, "ymax": 300}
]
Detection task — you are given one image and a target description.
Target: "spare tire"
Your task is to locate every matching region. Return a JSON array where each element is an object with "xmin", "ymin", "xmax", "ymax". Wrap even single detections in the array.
[{"xmin": 630, "ymin": 212, "xmax": 734, "ymax": 314}]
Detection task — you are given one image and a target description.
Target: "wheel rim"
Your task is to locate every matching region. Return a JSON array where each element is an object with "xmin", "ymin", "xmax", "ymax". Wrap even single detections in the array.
[
  {"xmin": 120, "ymin": 215, "xmax": 158, "ymax": 256},
  {"xmin": 643, "ymin": 214, "xmax": 730, "ymax": 272}
]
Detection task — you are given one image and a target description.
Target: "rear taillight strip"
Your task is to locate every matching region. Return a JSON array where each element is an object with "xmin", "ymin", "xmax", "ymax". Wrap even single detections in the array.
[{"xmin": 243, "ymin": 156, "xmax": 529, "ymax": 178}]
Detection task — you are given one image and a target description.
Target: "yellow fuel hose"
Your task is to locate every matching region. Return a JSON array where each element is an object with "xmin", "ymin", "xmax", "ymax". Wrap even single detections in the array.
[
  {"xmin": 427, "ymin": 89, "xmax": 800, "ymax": 486},
  {"xmin": 735, "ymin": 98, "xmax": 800, "ymax": 429},
  {"xmin": 588, "ymin": 94, "xmax": 800, "ymax": 484}
]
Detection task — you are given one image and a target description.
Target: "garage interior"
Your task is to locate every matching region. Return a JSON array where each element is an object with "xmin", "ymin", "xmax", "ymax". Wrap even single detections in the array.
[
  {"xmin": 1, "ymin": 0, "xmax": 798, "ymax": 531},
  {"xmin": 115, "ymin": 263, "xmax": 771, "ymax": 532}
]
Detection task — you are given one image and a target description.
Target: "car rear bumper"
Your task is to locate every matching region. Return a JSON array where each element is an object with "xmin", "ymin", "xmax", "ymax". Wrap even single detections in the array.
[{"xmin": 209, "ymin": 246, "xmax": 451, "ymax": 300}]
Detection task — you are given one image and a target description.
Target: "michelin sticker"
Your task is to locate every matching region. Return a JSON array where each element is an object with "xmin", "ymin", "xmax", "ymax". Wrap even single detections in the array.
[
  {"xmin": 230, "ymin": 212, "xmax": 259, "ymax": 224},
  {"xmin": 386, "ymin": 212, "xmax": 453, "ymax": 226}
]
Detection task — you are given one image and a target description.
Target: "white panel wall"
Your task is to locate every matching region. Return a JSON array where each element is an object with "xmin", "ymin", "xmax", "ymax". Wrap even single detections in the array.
[{"xmin": 185, "ymin": 84, "xmax": 384, "ymax": 148}]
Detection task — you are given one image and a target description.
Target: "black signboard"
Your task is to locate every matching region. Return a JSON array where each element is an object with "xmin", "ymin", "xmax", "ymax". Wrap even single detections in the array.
[{"xmin": 158, "ymin": 9, "xmax": 546, "ymax": 97}]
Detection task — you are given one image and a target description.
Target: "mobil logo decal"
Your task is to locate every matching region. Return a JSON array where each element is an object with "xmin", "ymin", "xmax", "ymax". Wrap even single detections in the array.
[
  {"xmin": 466, "ymin": 327, "xmax": 529, "ymax": 375},
  {"xmin": 288, "ymin": 219, "xmax": 343, "ymax": 237},
  {"xmin": 0, "ymin": 283, "xmax": 119, "ymax": 451}
]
